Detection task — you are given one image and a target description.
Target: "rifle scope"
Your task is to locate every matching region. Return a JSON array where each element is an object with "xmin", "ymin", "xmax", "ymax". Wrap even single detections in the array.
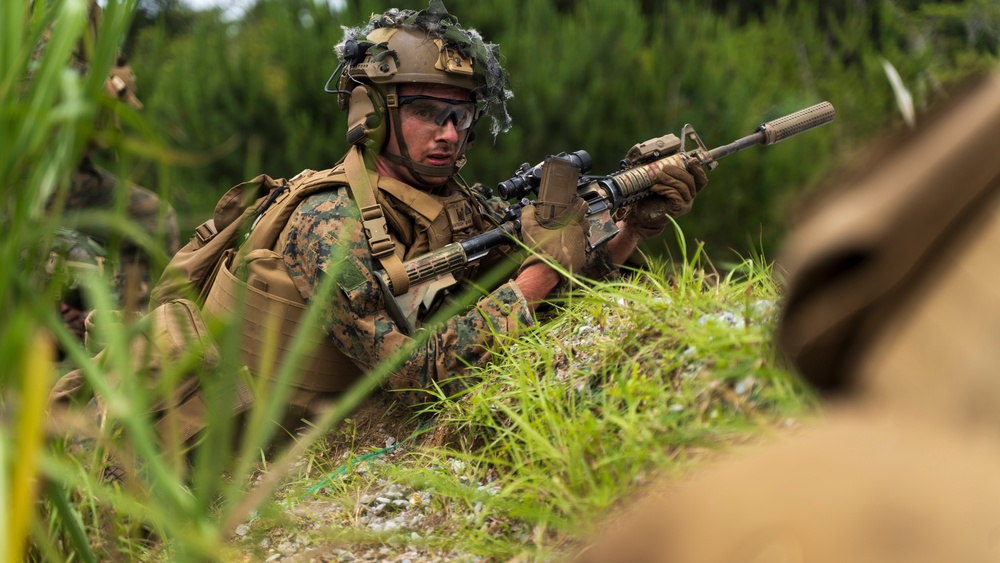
[{"xmin": 496, "ymin": 150, "xmax": 592, "ymax": 200}]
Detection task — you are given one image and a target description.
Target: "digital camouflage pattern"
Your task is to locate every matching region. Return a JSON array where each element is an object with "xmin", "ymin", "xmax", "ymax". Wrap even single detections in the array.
[
  {"xmin": 47, "ymin": 227, "xmax": 107, "ymax": 292},
  {"xmin": 32, "ymin": 1, "xmax": 179, "ymax": 312},
  {"xmin": 51, "ymin": 157, "xmax": 181, "ymax": 310},
  {"xmin": 277, "ymin": 170, "xmax": 532, "ymax": 405},
  {"xmin": 61, "ymin": 159, "xmax": 181, "ymax": 253}
]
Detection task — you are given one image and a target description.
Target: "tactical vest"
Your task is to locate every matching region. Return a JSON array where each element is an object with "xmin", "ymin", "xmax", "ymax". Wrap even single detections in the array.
[{"xmin": 199, "ymin": 156, "xmax": 492, "ymax": 396}]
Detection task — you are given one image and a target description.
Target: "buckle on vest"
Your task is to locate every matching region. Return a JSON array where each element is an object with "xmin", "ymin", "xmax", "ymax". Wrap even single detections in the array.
[
  {"xmin": 360, "ymin": 204, "xmax": 394, "ymax": 258},
  {"xmin": 194, "ymin": 219, "xmax": 218, "ymax": 244}
]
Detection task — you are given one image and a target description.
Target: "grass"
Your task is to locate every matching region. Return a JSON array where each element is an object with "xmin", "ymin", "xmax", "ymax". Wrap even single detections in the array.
[
  {"xmin": 2, "ymin": 0, "xmax": 143, "ymax": 560},
  {"xmin": 227, "ymin": 245, "xmax": 816, "ymax": 562}
]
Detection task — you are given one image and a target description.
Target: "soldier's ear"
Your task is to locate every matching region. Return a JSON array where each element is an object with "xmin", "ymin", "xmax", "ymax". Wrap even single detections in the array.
[{"xmin": 345, "ymin": 85, "xmax": 387, "ymax": 150}]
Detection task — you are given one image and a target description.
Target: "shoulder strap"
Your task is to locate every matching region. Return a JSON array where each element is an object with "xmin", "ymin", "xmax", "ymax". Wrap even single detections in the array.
[
  {"xmin": 343, "ymin": 147, "xmax": 410, "ymax": 295},
  {"xmin": 233, "ymin": 156, "xmax": 410, "ymax": 296}
]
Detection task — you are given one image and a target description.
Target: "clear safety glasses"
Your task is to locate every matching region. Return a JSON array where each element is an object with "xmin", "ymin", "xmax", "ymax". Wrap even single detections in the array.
[{"xmin": 398, "ymin": 95, "xmax": 478, "ymax": 131}]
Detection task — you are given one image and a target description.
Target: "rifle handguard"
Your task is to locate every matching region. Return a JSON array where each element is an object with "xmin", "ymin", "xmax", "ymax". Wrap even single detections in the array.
[{"xmin": 381, "ymin": 102, "xmax": 836, "ymax": 291}]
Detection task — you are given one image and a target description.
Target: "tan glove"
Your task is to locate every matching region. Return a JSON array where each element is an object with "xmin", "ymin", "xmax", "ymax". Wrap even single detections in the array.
[
  {"xmin": 618, "ymin": 159, "xmax": 708, "ymax": 239},
  {"xmin": 519, "ymin": 197, "xmax": 590, "ymax": 275}
]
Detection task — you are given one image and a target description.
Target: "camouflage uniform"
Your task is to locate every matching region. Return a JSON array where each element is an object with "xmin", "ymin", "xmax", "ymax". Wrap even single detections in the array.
[
  {"xmin": 263, "ymin": 4, "xmax": 621, "ymax": 410},
  {"xmin": 52, "ymin": 156, "xmax": 181, "ymax": 310},
  {"xmin": 33, "ymin": 1, "xmax": 181, "ymax": 313},
  {"xmin": 278, "ymin": 169, "xmax": 534, "ymax": 405}
]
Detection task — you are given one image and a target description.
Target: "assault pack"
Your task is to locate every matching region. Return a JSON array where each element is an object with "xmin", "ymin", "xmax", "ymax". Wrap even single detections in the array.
[
  {"xmin": 51, "ymin": 167, "xmax": 349, "ymax": 435},
  {"xmin": 152, "ymin": 167, "xmax": 362, "ymax": 393},
  {"xmin": 151, "ymin": 147, "xmax": 438, "ymax": 398},
  {"xmin": 52, "ymin": 150, "xmax": 368, "ymax": 436}
]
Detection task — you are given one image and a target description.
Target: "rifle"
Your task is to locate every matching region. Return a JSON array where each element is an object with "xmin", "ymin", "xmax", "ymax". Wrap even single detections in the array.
[{"xmin": 375, "ymin": 102, "xmax": 835, "ymax": 328}]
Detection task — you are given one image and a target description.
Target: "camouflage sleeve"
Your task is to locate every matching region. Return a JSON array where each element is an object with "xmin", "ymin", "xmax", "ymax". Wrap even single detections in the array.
[
  {"xmin": 55, "ymin": 160, "xmax": 180, "ymax": 256},
  {"xmin": 282, "ymin": 189, "xmax": 534, "ymax": 405}
]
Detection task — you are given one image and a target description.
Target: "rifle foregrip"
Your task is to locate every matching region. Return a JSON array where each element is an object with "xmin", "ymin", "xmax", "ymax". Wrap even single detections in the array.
[
  {"xmin": 402, "ymin": 246, "xmax": 468, "ymax": 287},
  {"xmin": 758, "ymin": 101, "xmax": 835, "ymax": 145},
  {"xmin": 610, "ymin": 153, "xmax": 689, "ymax": 202},
  {"xmin": 384, "ymin": 221, "xmax": 521, "ymax": 293},
  {"xmin": 379, "ymin": 245, "xmax": 468, "ymax": 295}
]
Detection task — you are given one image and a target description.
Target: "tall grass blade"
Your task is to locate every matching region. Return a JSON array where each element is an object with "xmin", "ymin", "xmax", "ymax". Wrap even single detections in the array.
[
  {"xmin": 8, "ymin": 332, "xmax": 54, "ymax": 563},
  {"xmin": 42, "ymin": 480, "xmax": 98, "ymax": 563}
]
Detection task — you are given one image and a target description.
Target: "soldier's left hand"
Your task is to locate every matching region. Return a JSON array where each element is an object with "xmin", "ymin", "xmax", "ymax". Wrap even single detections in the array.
[{"xmin": 619, "ymin": 159, "xmax": 708, "ymax": 239}]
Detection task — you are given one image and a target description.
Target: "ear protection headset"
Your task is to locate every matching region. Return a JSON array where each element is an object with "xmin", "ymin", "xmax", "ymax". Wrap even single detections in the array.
[{"xmin": 345, "ymin": 85, "xmax": 387, "ymax": 151}]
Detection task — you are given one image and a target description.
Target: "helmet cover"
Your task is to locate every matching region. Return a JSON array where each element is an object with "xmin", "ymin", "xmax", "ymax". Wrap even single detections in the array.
[{"xmin": 334, "ymin": 0, "xmax": 512, "ymax": 138}]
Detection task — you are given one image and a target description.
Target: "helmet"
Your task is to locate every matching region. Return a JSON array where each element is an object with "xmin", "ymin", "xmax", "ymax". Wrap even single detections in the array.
[
  {"xmin": 330, "ymin": 1, "xmax": 512, "ymax": 184},
  {"xmin": 107, "ymin": 56, "xmax": 143, "ymax": 110},
  {"xmin": 342, "ymin": 26, "xmax": 480, "ymax": 93}
]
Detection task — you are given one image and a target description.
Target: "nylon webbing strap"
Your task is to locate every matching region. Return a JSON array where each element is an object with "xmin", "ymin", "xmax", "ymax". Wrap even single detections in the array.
[
  {"xmin": 380, "ymin": 253, "xmax": 409, "ymax": 296},
  {"xmin": 344, "ymin": 147, "xmax": 409, "ymax": 295}
]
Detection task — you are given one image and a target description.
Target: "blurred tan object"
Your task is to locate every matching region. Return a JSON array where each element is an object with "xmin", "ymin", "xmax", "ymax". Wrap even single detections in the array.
[
  {"xmin": 855, "ymin": 172, "xmax": 1000, "ymax": 429},
  {"xmin": 777, "ymin": 70, "xmax": 1000, "ymax": 402},
  {"xmin": 576, "ymin": 69, "xmax": 1000, "ymax": 563},
  {"xmin": 574, "ymin": 410, "xmax": 1000, "ymax": 563}
]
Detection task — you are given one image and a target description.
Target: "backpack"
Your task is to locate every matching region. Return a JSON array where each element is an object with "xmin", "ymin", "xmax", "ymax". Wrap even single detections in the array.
[
  {"xmin": 153, "ymin": 147, "xmax": 410, "ymax": 309},
  {"xmin": 53, "ymin": 169, "xmax": 348, "ymax": 442},
  {"xmin": 150, "ymin": 172, "xmax": 303, "ymax": 308},
  {"xmin": 55, "ymin": 147, "xmax": 423, "ymax": 441},
  {"xmin": 158, "ymin": 168, "xmax": 366, "ymax": 440}
]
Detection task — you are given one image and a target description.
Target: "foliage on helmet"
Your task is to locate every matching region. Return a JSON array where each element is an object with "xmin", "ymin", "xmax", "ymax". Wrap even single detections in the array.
[{"xmin": 335, "ymin": 0, "xmax": 512, "ymax": 137}]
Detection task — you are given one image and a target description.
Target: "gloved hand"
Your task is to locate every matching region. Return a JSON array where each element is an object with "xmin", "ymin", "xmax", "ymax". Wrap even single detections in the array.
[
  {"xmin": 519, "ymin": 197, "xmax": 590, "ymax": 275},
  {"xmin": 618, "ymin": 159, "xmax": 708, "ymax": 239}
]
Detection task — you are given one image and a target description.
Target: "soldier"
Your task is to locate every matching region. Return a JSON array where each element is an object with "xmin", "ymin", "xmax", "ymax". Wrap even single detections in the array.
[
  {"xmin": 185, "ymin": 1, "xmax": 708, "ymax": 424},
  {"xmin": 41, "ymin": 1, "xmax": 180, "ymax": 325}
]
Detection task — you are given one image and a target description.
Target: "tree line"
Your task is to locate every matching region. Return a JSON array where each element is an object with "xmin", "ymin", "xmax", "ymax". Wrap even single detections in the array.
[{"xmin": 119, "ymin": 0, "xmax": 999, "ymax": 257}]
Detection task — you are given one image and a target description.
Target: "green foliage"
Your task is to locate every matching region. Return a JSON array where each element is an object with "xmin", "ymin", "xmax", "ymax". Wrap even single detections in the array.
[
  {"xmin": 4, "ymin": 0, "xmax": 997, "ymax": 559},
  {"xmin": 4, "ymin": 2, "xmax": 405, "ymax": 560},
  {"xmin": 239, "ymin": 239, "xmax": 815, "ymax": 561},
  {"xmin": 2, "ymin": 2, "xmax": 141, "ymax": 560},
  {"xmin": 128, "ymin": 0, "xmax": 997, "ymax": 254},
  {"xmin": 435, "ymin": 253, "xmax": 812, "ymax": 531}
]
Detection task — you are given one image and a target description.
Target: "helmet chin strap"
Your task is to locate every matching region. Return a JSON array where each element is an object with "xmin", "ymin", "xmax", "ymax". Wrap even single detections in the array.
[{"xmin": 383, "ymin": 105, "xmax": 471, "ymax": 189}]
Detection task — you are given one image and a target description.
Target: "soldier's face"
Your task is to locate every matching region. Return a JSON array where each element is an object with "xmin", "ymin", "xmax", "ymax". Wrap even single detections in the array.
[{"xmin": 378, "ymin": 83, "xmax": 473, "ymax": 188}]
